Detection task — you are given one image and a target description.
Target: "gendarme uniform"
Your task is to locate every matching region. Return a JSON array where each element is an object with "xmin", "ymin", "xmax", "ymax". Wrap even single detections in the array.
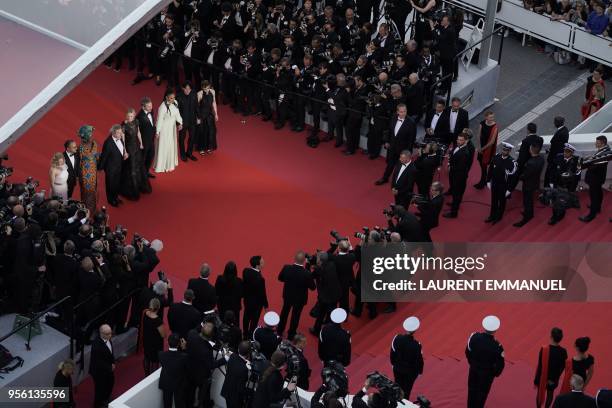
[
  {"xmin": 318, "ymin": 308, "xmax": 351, "ymax": 367},
  {"xmin": 253, "ymin": 311, "xmax": 281, "ymax": 360},
  {"xmin": 552, "ymin": 143, "xmax": 581, "ymax": 191},
  {"xmin": 390, "ymin": 317, "xmax": 424, "ymax": 400},
  {"xmin": 486, "ymin": 142, "xmax": 517, "ymax": 223},
  {"xmin": 466, "ymin": 316, "xmax": 505, "ymax": 408}
]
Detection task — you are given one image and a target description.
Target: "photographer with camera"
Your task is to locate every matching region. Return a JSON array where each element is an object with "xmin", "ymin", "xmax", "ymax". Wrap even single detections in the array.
[
  {"xmin": 352, "ymin": 229, "xmax": 386, "ymax": 319},
  {"xmin": 319, "ymin": 308, "xmax": 352, "ymax": 367},
  {"xmin": 310, "ymin": 251, "xmax": 342, "ymax": 335},
  {"xmin": 130, "ymin": 279, "xmax": 174, "ymax": 328},
  {"xmin": 221, "ymin": 340, "xmax": 252, "ymax": 408},
  {"xmin": 252, "ymin": 350, "xmax": 297, "ymax": 408},
  {"xmin": 414, "ymin": 141, "xmax": 441, "ymax": 197},
  {"xmin": 386, "ymin": 204, "xmax": 423, "ymax": 243},
  {"xmin": 429, "ymin": 14, "xmax": 455, "ymax": 94},
  {"xmin": 390, "ymin": 317, "xmax": 424, "ymax": 400},
  {"xmin": 415, "ymin": 181, "xmax": 444, "ymax": 242},
  {"xmin": 351, "ymin": 377, "xmax": 394, "ymax": 408},
  {"xmin": 345, "ymin": 75, "xmax": 369, "ymax": 155},
  {"xmin": 327, "ymin": 236, "xmax": 356, "ymax": 313}
]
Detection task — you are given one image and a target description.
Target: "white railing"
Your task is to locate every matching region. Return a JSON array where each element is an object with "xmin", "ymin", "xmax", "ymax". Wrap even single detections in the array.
[{"xmin": 448, "ymin": 0, "xmax": 612, "ymax": 66}]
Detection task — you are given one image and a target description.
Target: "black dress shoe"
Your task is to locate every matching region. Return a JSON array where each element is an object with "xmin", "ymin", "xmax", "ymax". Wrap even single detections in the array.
[
  {"xmin": 473, "ymin": 183, "xmax": 485, "ymax": 190},
  {"xmin": 369, "ymin": 155, "xmax": 378, "ymax": 160},
  {"xmin": 491, "ymin": 218, "xmax": 501, "ymax": 225},
  {"xmin": 513, "ymin": 218, "xmax": 530, "ymax": 227},
  {"xmin": 362, "ymin": 150, "xmax": 369, "ymax": 155},
  {"xmin": 443, "ymin": 212, "xmax": 457, "ymax": 218},
  {"xmin": 334, "ymin": 143, "xmax": 343, "ymax": 148},
  {"xmin": 117, "ymin": 198, "xmax": 124, "ymax": 204},
  {"xmin": 382, "ymin": 305, "xmax": 396, "ymax": 314},
  {"xmin": 548, "ymin": 218, "xmax": 558, "ymax": 225},
  {"xmin": 484, "ymin": 217, "xmax": 494, "ymax": 223},
  {"xmin": 374, "ymin": 179, "xmax": 388, "ymax": 185},
  {"xmin": 308, "ymin": 327, "xmax": 318, "ymax": 336},
  {"xmin": 147, "ymin": 173, "xmax": 156, "ymax": 179},
  {"xmin": 188, "ymin": 155, "xmax": 198, "ymax": 161},
  {"xmin": 274, "ymin": 123, "xmax": 284, "ymax": 130},
  {"xmin": 343, "ymin": 150, "xmax": 355, "ymax": 156},
  {"xmin": 180, "ymin": 155, "xmax": 187, "ymax": 162},
  {"xmin": 579, "ymin": 215, "xmax": 595, "ymax": 223},
  {"xmin": 109, "ymin": 201, "xmax": 118, "ymax": 207},
  {"xmin": 262, "ymin": 115, "xmax": 271, "ymax": 122},
  {"xmin": 294, "ymin": 126, "xmax": 304, "ymax": 132}
]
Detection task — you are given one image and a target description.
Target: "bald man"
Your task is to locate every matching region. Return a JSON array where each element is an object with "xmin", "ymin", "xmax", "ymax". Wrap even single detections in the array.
[
  {"xmin": 90, "ymin": 324, "xmax": 115, "ymax": 407},
  {"xmin": 277, "ymin": 251, "xmax": 316, "ymax": 339}
]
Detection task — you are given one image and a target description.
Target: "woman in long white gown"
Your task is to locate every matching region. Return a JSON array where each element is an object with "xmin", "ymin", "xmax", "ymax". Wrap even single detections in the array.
[
  {"xmin": 154, "ymin": 88, "xmax": 183, "ymax": 173},
  {"xmin": 49, "ymin": 152, "xmax": 69, "ymax": 201}
]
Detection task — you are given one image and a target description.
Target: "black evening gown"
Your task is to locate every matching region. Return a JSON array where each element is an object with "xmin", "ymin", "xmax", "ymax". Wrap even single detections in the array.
[
  {"xmin": 142, "ymin": 314, "xmax": 164, "ymax": 363},
  {"xmin": 121, "ymin": 119, "xmax": 151, "ymax": 199},
  {"xmin": 198, "ymin": 91, "xmax": 217, "ymax": 151}
]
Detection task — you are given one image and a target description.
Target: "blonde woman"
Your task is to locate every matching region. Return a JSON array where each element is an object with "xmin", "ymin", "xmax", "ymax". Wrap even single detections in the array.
[{"xmin": 49, "ymin": 152, "xmax": 69, "ymax": 201}]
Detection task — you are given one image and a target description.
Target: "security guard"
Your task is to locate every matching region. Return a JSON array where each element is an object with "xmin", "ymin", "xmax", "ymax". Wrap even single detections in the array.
[
  {"xmin": 390, "ymin": 316, "xmax": 424, "ymax": 401},
  {"xmin": 253, "ymin": 311, "xmax": 281, "ymax": 360},
  {"xmin": 485, "ymin": 142, "xmax": 517, "ymax": 224},
  {"xmin": 466, "ymin": 315, "xmax": 505, "ymax": 408},
  {"xmin": 318, "ymin": 308, "xmax": 351, "ymax": 367},
  {"xmin": 552, "ymin": 143, "xmax": 581, "ymax": 192}
]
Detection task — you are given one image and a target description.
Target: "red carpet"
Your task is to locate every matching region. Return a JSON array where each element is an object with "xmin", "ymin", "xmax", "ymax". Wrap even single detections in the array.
[{"xmin": 7, "ymin": 66, "xmax": 612, "ymax": 407}]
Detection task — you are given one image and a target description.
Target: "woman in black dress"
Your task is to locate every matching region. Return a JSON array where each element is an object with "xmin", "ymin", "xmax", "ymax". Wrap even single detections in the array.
[
  {"xmin": 121, "ymin": 108, "xmax": 151, "ymax": 200},
  {"xmin": 474, "ymin": 111, "xmax": 498, "ymax": 189},
  {"xmin": 141, "ymin": 297, "xmax": 166, "ymax": 375},
  {"xmin": 215, "ymin": 261, "xmax": 243, "ymax": 318},
  {"xmin": 53, "ymin": 359, "xmax": 75, "ymax": 407},
  {"xmin": 560, "ymin": 336, "xmax": 595, "ymax": 393},
  {"xmin": 197, "ymin": 80, "xmax": 219, "ymax": 155}
]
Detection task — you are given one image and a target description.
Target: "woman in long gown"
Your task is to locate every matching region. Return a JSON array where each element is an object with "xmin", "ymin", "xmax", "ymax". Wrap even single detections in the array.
[
  {"xmin": 121, "ymin": 108, "xmax": 151, "ymax": 199},
  {"xmin": 474, "ymin": 111, "xmax": 498, "ymax": 189},
  {"xmin": 49, "ymin": 152, "xmax": 69, "ymax": 201},
  {"xmin": 197, "ymin": 80, "xmax": 219, "ymax": 155},
  {"xmin": 78, "ymin": 125, "xmax": 99, "ymax": 213},
  {"xmin": 154, "ymin": 88, "xmax": 183, "ymax": 173}
]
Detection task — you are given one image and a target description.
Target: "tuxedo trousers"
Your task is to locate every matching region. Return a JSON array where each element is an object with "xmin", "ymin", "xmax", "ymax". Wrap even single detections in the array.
[
  {"xmin": 277, "ymin": 301, "xmax": 305, "ymax": 339},
  {"xmin": 93, "ymin": 372, "xmax": 114, "ymax": 408},
  {"xmin": 105, "ymin": 169, "xmax": 121, "ymax": 203}
]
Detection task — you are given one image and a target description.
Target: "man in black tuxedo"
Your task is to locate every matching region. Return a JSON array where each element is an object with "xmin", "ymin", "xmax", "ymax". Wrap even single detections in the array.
[
  {"xmin": 327, "ymin": 240, "xmax": 356, "ymax": 314},
  {"xmin": 63, "ymin": 140, "xmax": 80, "ymax": 198},
  {"xmin": 242, "ymin": 256, "xmax": 268, "ymax": 339},
  {"xmin": 391, "ymin": 150, "xmax": 417, "ymax": 207},
  {"xmin": 544, "ymin": 116, "xmax": 569, "ymax": 186},
  {"xmin": 176, "ymin": 81, "xmax": 199, "ymax": 162},
  {"xmin": 159, "ymin": 334, "xmax": 188, "ymax": 408},
  {"xmin": 579, "ymin": 135, "xmax": 610, "ymax": 223},
  {"xmin": 53, "ymin": 240, "xmax": 79, "ymax": 322},
  {"xmin": 221, "ymin": 341, "xmax": 251, "ymax": 408},
  {"xmin": 444, "ymin": 132, "xmax": 472, "ymax": 218},
  {"xmin": 417, "ymin": 182, "xmax": 444, "ymax": 242},
  {"xmin": 432, "ymin": 15, "xmax": 456, "ymax": 93},
  {"xmin": 514, "ymin": 144, "xmax": 545, "ymax": 227},
  {"xmin": 424, "ymin": 100, "xmax": 450, "ymax": 144},
  {"xmin": 404, "ymin": 73, "xmax": 425, "ymax": 121},
  {"xmin": 512, "ymin": 122, "xmax": 544, "ymax": 192},
  {"xmin": 137, "ymin": 97, "xmax": 156, "ymax": 178},
  {"xmin": 187, "ymin": 263, "xmax": 217, "ymax": 313},
  {"xmin": 552, "ymin": 375, "xmax": 596, "ymax": 408},
  {"xmin": 376, "ymin": 104, "xmax": 417, "ymax": 185},
  {"xmin": 446, "ymin": 97, "xmax": 470, "ymax": 148},
  {"xmin": 98, "ymin": 125, "xmax": 127, "ymax": 207},
  {"xmin": 168, "ymin": 289, "xmax": 201, "ymax": 340},
  {"xmin": 89, "ymin": 324, "xmax": 115, "ymax": 408},
  {"xmin": 277, "ymin": 251, "xmax": 316, "ymax": 340}
]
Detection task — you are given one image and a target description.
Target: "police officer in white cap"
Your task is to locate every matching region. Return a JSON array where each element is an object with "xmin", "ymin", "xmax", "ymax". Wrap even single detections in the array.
[
  {"xmin": 485, "ymin": 142, "xmax": 517, "ymax": 225},
  {"xmin": 390, "ymin": 316, "xmax": 424, "ymax": 400},
  {"xmin": 552, "ymin": 143, "xmax": 581, "ymax": 192},
  {"xmin": 466, "ymin": 315, "xmax": 505, "ymax": 408},
  {"xmin": 318, "ymin": 308, "xmax": 351, "ymax": 367},
  {"xmin": 253, "ymin": 311, "xmax": 281, "ymax": 360}
]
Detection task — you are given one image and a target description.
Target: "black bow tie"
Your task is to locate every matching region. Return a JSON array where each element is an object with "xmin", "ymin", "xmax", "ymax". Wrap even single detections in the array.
[
  {"xmin": 398, "ymin": 119, "xmax": 403, "ymax": 122},
  {"xmin": 452, "ymin": 109, "xmax": 458, "ymax": 112},
  {"xmin": 68, "ymin": 153, "xmax": 74, "ymax": 157}
]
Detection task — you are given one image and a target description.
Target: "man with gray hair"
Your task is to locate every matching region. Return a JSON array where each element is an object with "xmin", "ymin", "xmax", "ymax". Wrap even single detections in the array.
[
  {"xmin": 552, "ymin": 374, "xmax": 596, "ymax": 407},
  {"xmin": 98, "ymin": 124, "xmax": 128, "ymax": 207},
  {"xmin": 188, "ymin": 263, "xmax": 217, "ymax": 313}
]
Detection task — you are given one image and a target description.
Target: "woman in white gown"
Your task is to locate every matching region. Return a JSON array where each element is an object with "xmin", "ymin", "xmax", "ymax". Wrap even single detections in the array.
[
  {"xmin": 49, "ymin": 152, "xmax": 69, "ymax": 201},
  {"xmin": 154, "ymin": 88, "xmax": 183, "ymax": 173}
]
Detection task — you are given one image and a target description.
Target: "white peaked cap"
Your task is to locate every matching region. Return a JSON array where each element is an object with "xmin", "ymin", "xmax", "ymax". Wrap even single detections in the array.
[
  {"xmin": 150, "ymin": 239, "xmax": 164, "ymax": 252},
  {"xmin": 482, "ymin": 315, "xmax": 501, "ymax": 332},
  {"xmin": 330, "ymin": 308, "xmax": 347, "ymax": 324},
  {"xmin": 403, "ymin": 316, "xmax": 420, "ymax": 332},
  {"xmin": 264, "ymin": 311, "xmax": 280, "ymax": 326}
]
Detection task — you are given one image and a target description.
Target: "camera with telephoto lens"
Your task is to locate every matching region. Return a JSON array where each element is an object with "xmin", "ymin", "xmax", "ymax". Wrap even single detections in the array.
[
  {"xmin": 277, "ymin": 340, "xmax": 301, "ymax": 379},
  {"xmin": 415, "ymin": 395, "xmax": 432, "ymax": 407},
  {"xmin": 410, "ymin": 193, "xmax": 430, "ymax": 206},
  {"xmin": 133, "ymin": 233, "xmax": 150, "ymax": 247},
  {"xmin": 354, "ymin": 226, "xmax": 370, "ymax": 240},
  {"xmin": 330, "ymin": 230, "xmax": 347, "ymax": 242},
  {"xmin": 321, "ymin": 361, "xmax": 349, "ymax": 397},
  {"xmin": 366, "ymin": 371, "xmax": 404, "ymax": 406},
  {"xmin": 246, "ymin": 340, "xmax": 269, "ymax": 392},
  {"xmin": 207, "ymin": 37, "xmax": 220, "ymax": 51},
  {"xmin": 382, "ymin": 204, "xmax": 397, "ymax": 217}
]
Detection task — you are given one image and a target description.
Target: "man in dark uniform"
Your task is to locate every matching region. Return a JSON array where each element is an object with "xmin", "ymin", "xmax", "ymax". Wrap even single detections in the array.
[
  {"xmin": 514, "ymin": 144, "xmax": 545, "ymax": 227},
  {"xmin": 485, "ymin": 142, "xmax": 517, "ymax": 224},
  {"xmin": 444, "ymin": 132, "xmax": 472, "ymax": 218},
  {"xmin": 466, "ymin": 315, "xmax": 505, "ymax": 408},
  {"xmin": 324, "ymin": 75, "xmax": 349, "ymax": 148},
  {"xmin": 252, "ymin": 311, "xmax": 281, "ymax": 360},
  {"xmin": 552, "ymin": 144, "xmax": 581, "ymax": 192},
  {"xmin": 292, "ymin": 334, "xmax": 312, "ymax": 390},
  {"xmin": 89, "ymin": 324, "xmax": 115, "ymax": 408},
  {"xmin": 318, "ymin": 308, "xmax": 351, "ymax": 367},
  {"xmin": 544, "ymin": 116, "xmax": 569, "ymax": 186},
  {"xmin": 390, "ymin": 316, "xmax": 424, "ymax": 401},
  {"xmin": 168, "ymin": 289, "xmax": 201, "ymax": 340},
  {"xmin": 240, "ymin": 41, "xmax": 262, "ymax": 116},
  {"xmin": 579, "ymin": 135, "xmax": 610, "ymax": 223}
]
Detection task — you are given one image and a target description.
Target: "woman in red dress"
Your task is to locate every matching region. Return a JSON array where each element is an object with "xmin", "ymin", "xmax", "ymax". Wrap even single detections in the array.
[{"xmin": 581, "ymin": 83, "xmax": 604, "ymax": 121}]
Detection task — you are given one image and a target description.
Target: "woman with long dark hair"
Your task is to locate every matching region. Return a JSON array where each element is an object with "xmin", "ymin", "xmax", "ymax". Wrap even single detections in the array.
[
  {"xmin": 251, "ymin": 351, "xmax": 296, "ymax": 408},
  {"xmin": 197, "ymin": 80, "xmax": 219, "ymax": 155},
  {"xmin": 560, "ymin": 337, "xmax": 595, "ymax": 394},
  {"xmin": 215, "ymin": 261, "xmax": 244, "ymax": 318}
]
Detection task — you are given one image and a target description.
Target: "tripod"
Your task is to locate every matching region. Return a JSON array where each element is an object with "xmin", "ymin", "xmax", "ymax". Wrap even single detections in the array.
[{"xmin": 376, "ymin": 0, "xmax": 403, "ymax": 44}]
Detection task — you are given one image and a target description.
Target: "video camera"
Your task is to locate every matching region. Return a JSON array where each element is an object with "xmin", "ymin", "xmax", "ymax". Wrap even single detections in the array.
[
  {"xmin": 321, "ymin": 361, "xmax": 349, "ymax": 398},
  {"xmin": 330, "ymin": 230, "xmax": 347, "ymax": 242},
  {"xmin": 366, "ymin": 371, "xmax": 404, "ymax": 406},
  {"xmin": 277, "ymin": 340, "xmax": 301, "ymax": 379}
]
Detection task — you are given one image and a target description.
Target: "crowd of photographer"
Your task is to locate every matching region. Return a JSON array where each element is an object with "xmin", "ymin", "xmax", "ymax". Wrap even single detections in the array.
[{"xmin": 107, "ymin": 0, "xmax": 466, "ymax": 154}]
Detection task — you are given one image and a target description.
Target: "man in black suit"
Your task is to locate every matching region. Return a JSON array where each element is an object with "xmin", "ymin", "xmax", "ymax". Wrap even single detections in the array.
[
  {"xmin": 89, "ymin": 324, "xmax": 115, "ymax": 408},
  {"xmin": 159, "ymin": 333, "xmax": 188, "ymax": 408},
  {"xmin": 391, "ymin": 150, "xmax": 417, "ymax": 207},
  {"xmin": 404, "ymin": 73, "xmax": 425, "ymax": 121},
  {"xmin": 137, "ymin": 97, "xmax": 157, "ymax": 178},
  {"xmin": 424, "ymin": 100, "xmax": 450, "ymax": 144},
  {"xmin": 376, "ymin": 104, "xmax": 417, "ymax": 185},
  {"xmin": 242, "ymin": 256, "xmax": 269, "ymax": 339},
  {"xmin": 444, "ymin": 132, "xmax": 472, "ymax": 218},
  {"xmin": 514, "ymin": 144, "xmax": 545, "ymax": 227},
  {"xmin": 176, "ymin": 81, "xmax": 199, "ymax": 162},
  {"xmin": 221, "ymin": 341, "xmax": 251, "ymax": 408},
  {"xmin": 187, "ymin": 263, "xmax": 217, "ymax": 313},
  {"xmin": 544, "ymin": 117, "xmax": 569, "ymax": 186},
  {"xmin": 512, "ymin": 122, "xmax": 544, "ymax": 192},
  {"xmin": 53, "ymin": 240, "xmax": 79, "ymax": 322},
  {"xmin": 552, "ymin": 375, "xmax": 596, "ymax": 408},
  {"xmin": 327, "ymin": 240, "xmax": 356, "ymax": 314},
  {"xmin": 432, "ymin": 15, "xmax": 456, "ymax": 93},
  {"xmin": 292, "ymin": 334, "xmax": 312, "ymax": 390},
  {"xmin": 277, "ymin": 251, "xmax": 316, "ymax": 340},
  {"xmin": 310, "ymin": 252, "xmax": 341, "ymax": 335},
  {"xmin": 98, "ymin": 125, "xmax": 127, "ymax": 207},
  {"xmin": 579, "ymin": 136, "xmax": 610, "ymax": 222},
  {"xmin": 63, "ymin": 140, "xmax": 80, "ymax": 198},
  {"xmin": 417, "ymin": 182, "xmax": 444, "ymax": 242},
  {"xmin": 168, "ymin": 289, "xmax": 201, "ymax": 340},
  {"xmin": 447, "ymin": 97, "xmax": 470, "ymax": 148}
]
